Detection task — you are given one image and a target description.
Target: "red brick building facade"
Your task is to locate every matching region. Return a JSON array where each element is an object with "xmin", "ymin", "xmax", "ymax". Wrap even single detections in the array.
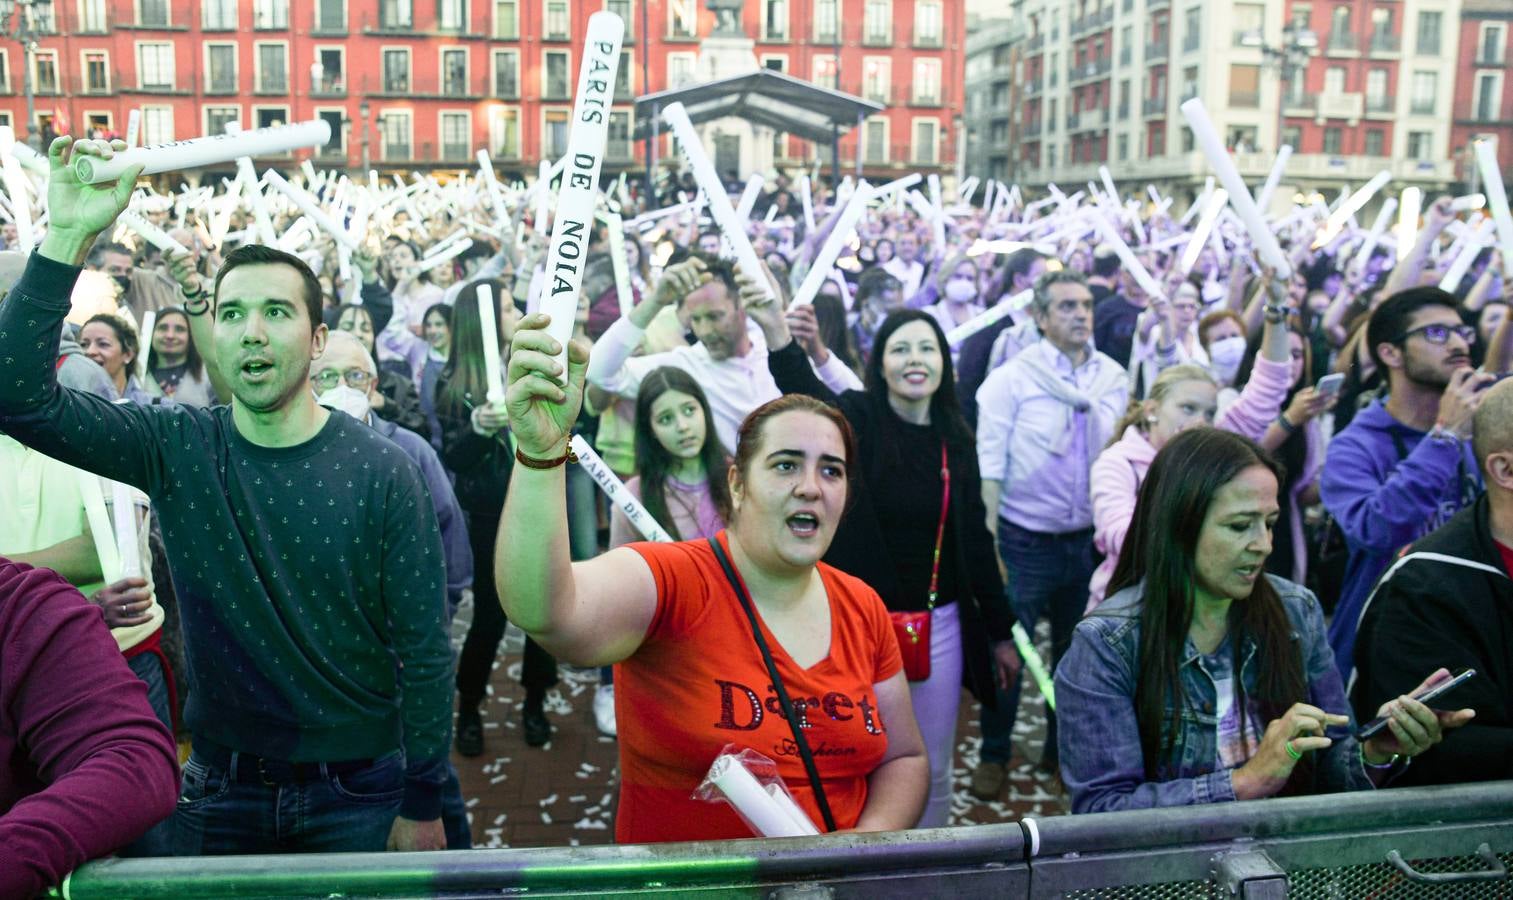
[{"xmin": 1450, "ymin": 0, "xmax": 1512, "ymax": 185}]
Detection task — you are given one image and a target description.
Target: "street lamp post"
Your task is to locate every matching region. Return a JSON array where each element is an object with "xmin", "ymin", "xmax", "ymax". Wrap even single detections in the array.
[
  {"xmin": 1240, "ymin": 22, "xmax": 1317, "ymax": 153},
  {"xmin": 0, "ymin": 0, "xmax": 53, "ymax": 150}
]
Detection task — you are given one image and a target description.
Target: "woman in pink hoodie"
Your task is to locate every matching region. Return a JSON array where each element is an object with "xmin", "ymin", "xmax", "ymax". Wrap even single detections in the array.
[{"xmin": 1087, "ymin": 307, "xmax": 1295, "ymax": 609}]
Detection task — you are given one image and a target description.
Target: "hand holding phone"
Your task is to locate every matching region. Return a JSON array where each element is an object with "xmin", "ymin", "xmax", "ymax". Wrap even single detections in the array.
[
  {"xmin": 1356, "ymin": 668, "xmax": 1476, "ymax": 742},
  {"xmin": 1315, "ymin": 372, "xmax": 1345, "ymax": 401}
]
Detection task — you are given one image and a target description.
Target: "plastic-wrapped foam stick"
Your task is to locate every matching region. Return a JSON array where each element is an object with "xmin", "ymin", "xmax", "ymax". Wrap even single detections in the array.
[
  {"xmin": 413, "ymin": 238, "xmax": 472, "ymax": 274},
  {"xmin": 1440, "ymin": 219, "xmax": 1495, "ymax": 291},
  {"xmin": 1474, "ymin": 139, "xmax": 1513, "ymax": 275},
  {"xmin": 799, "ymin": 175, "xmax": 816, "ymax": 233},
  {"xmin": 1181, "ymin": 99, "xmax": 1290, "ymax": 277},
  {"xmin": 265, "ymin": 170, "xmax": 359, "ymax": 251},
  {"xmin": 74, "ymin": 119, "xmax": 331, "ymax": 184},
  {"xmin": 1012, "ymin": 622, "xmax": 1055, "ymax": 711},
  {"xmin": 1396, "ymin": 187, "xmax": 1423, "ymax": 262},
  {"xmin": 1315, "ymin": 170, "xmax": 1391, "ymax": 248},
  {"xmin": 111, "ymin": 481, "xmax": 141, "ymax": 579},
  {"xmin": 661, "ymin": 102, "xmax": 774, "ymax": 308},
  {"xmin": 1180, "ymin": 188, "xmax": 1229, "ymax": 275},
  {"xmin": 538, "ymin": 12, "xmax": 625, "ymax": 375},
  {"xmin": 602, "ymin": 211, "xmax": 635, "ymax": 318},
  {"xmin": 945, "ymin": 288, "xmax": 1034, "ymax": 346},
  {"xmin": 1254, "ymin": 145, "xmax": 1292, "ymax": 213},
  {"xmin": 570, "ymin": 435, "xmax": 674, "ymax": 543},
  {"xmin": 477, "ymin": 149, "xmax": 510, "ymax": 223},
  {"xmin": 706, "ymin": 754, "xmax": 810, "ymax": 838},
  {"xmin": 475, "ymin": 283, "xmax": 506, "ymax": 406},
  {"xmin": 1351, "ymin": 198, "xmax": 1397, "ymax": 269},
  {"xmin": 1094, "ymin": 215, "xmax": 1166, "ymax": 301},
  {"xmin": 0, "ymin": 128, "xmax": 34, "ymax": 253},
  {"xmin": 789, "ymin": 181, "xmax": 872, "ymax": 308},
  {"xmin": 765, "ymin": 784, "xmax": 820, "ymax": 836},
  {"xmin": 119, "ymin": 209, "xmax": 190, "ymax": 256}
]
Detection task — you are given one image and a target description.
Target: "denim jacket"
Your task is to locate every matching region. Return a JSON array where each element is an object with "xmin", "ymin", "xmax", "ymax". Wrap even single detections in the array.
[{"xmin": 1056, "ymin": 575, "xmax": 1375, "ymax": 813}]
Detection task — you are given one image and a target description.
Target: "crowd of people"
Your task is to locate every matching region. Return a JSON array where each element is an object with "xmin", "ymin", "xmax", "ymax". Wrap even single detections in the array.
[{"xmin": 0, "ymin": 132, "xmax": 1510, "ymax": 896}]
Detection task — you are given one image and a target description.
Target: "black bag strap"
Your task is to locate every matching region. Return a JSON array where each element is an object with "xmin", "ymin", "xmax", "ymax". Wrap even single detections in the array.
[{"xmin": 707, "ymin": 536, "xmax": 837, "ymax": 833}]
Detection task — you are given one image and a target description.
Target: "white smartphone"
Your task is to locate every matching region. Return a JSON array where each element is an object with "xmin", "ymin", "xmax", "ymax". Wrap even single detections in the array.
[{"xmin": 1316, "ymin": 373, "xmax": 1345, "ymax": 400}]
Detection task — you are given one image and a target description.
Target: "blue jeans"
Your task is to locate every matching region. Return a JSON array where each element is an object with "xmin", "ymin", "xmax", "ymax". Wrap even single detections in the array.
[
  {"xmin": 979, "ymin": 520, "xmax": 1098, "ymax": 766},
  {"xmin": 171, "ymin": 748, "xmax": 404, "ymax": 855}
]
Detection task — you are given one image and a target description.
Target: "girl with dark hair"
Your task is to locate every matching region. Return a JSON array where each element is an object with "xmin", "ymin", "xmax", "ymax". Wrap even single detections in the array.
[
  {"xmin": 144, "ymin": 307, "xmax": 217, "ymax": 406},
  {"xmin": 496, "ymin": 312, "xmax": 928, "ymax": 840},
  {"xmin": 418, "ymin": 302, "xmax": 452, "ymax": 451},
  {"xmin": 436, "ymin": 280, "xmax": 559, "ymax": 756},
  {"xmin": 1058, "ymin": 429, "xmax": 1468, "ymax": 813},
  {"xmin": 334, "ymin": 303, "xmax": 429, "ymax": 437},
  {"xmin": 750, "ymin": 293, "xmax": 1018, "ymax": 828}
]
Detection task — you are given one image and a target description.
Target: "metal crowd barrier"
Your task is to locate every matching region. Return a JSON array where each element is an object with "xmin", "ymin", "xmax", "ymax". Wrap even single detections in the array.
[{"xmin": 49, "ymin": 781, "xmax": 1512, "ymax": 899}]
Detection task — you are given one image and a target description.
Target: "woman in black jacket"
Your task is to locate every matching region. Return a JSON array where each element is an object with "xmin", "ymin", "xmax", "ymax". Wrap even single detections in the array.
[
  {"xmin": 749, "ymin": 288, "xmax": 1020, "ymax": 827},
  {"xmin": 435, "ymin": 279, "xmax": 558, "ymax": 756}
]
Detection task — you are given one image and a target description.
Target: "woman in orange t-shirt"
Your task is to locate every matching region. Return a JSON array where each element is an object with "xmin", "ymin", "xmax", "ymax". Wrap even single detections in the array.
[{"xmin": 496, "ymin": 311, "xmax": 928, "ymax": 842}]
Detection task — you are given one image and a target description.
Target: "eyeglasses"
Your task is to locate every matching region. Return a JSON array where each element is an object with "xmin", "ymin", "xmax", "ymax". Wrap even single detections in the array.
[
  {"xmin": 1395, "ymin": 323, "xmax": 1476, "ymax": 346},
  {"xmin": 312, "ymin": 368, "xmax": 374, "ymax": 389}
]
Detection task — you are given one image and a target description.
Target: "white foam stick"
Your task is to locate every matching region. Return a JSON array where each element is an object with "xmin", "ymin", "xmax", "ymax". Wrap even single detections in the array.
[
  {"xmin": 763, "ymin": 204, "xmax": 780, "ymax": 224},
  {"xmin": 705, "ymin": 754, "xmax": 808, "ymax": 838},
  {"xmin": 570, "ymin": 434, "xmax": 675, "ymax": 543},
  {"xmin": 6, "ymin": 140, "xmax": 49, "ymax": 176},
  {"xmin": 137, "ymin": 310, "xmax": 156, "ymax": 381},
  {"xmin": 789, "ymin": 181, "xmax": 872, "ymax": 308},
  {"xmin": 264, "ymin": 170, "xmax": 359, "ymax": 251},
  {"xmin": 276, "ymin": 217, "xmax": 314, "ymax": 253},
  {"xmin": 1095, "ymin": 215, "xmax": 1166, "ymax": 301},
  {"xmin": 476, "ymin": 149, "xmax": 510, "ymax": 224},
  {"xmin": 534, "ymin": 159, "xmax": 552, "ymax": 235},
  {"xmin": 475, "ymin": 283, "xmax": 506, "ymax": 406},
  {"xmin": 957, "ymin": 176, "xmax": 980, "ymax": 202},
  {"xmin": 423, "ymin": 226, "xmax": 470, "ymax": 258},
  {"xmin": 1315, "ymin": 170, "xmax": 1391, "ymax": 249},
  {"xmin": 413, "ymin": 238, "xmax": 472, "ymax": 274},
  {"xmin": 1181, "ymin": 99, "xmax": 1290, "ymax": 277},
  {"xmin": 236, "ymin": 159, "xmax": 278, "ymax": 245},
  {"xmin": 1352, "ymin": 197, "xmax": 1398, "ymax": 269},
  {"xmin": 764, "ymin": 784, "xmax": 820, "ymax": 836},
  {"xmin": 1396, "ymin": 187, "xmax": 1423, "ymax": 262},
  {"xmin": 538, "ymin": 12, "xmax": 625, "ymax": 375},
  {"xmin": 118, "ymin": 209, "xmax": 189, "ymax": 256},
  {"xmin": 125, "ymin": 109, "xmax": 142, "ymax": 149},
  {"xmin": 0, "ymin": 128, "xmax": 34, "ymax": 253},
  {"xmin": 905, "ymin": 189, "xmax": 935, "ymax": 221},
  {"xmin": 77, "ymin": 472, "xmax": 123, "ymax": 585},
  {"xmin": 74, "ymin": 119, "xmax": 331, "ymax": 184},
  {"xmin": 111, "ymin": 481, "xmax": 141, "ymax": 579},
  {"xmin": 603, "ymin": 212, "xmax": 635, "ymax": 318},
  {"xmin": 1254, "ymin": 145, "xmax": 1292, "ymax": 213},
  {"xmin": 795, "ymin": 174, "xmax": 816, "ymax": 235},
  {"xmin": 1180, "ymin": 188, "xmax": 1229, "ymax": 275},
  {"xmin": 661, "ymin": 102, "xmax": 775, "ymax": 310},
  {"xmin": 874, "ymin": 173, "xmax": 922, "ymax": 199},
  {"xmin": 721, "ymin": 174, "xmax": 765, "ymax": 258},
  {"xmin": 1474, "ymin": 139, "xmax": 1513, "ymax": 275},
  {"xmin": 1451, "ymin": 193, "xmax": 1486, "ymax": 213},
  {"xmin": 945, "ymin": 288, "xmax": 1034, "ymax": 346},
  {"xmin": 927, "ymin": 174, "xmax": 947, "ymax": 254},
  {"xmin": 629, "ymin": 198, "xmax": 699, "ymax": 228},
  {"xmin": 300, "ymin": 159, "xmax": 319, "ymax": 188},
  {"xmin": 1439, "ymin": 219, "xmax": 1495, "ymax": 291}
]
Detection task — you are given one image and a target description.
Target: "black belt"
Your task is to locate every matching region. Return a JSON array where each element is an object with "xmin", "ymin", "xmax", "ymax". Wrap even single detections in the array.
[{"xmin": 195, "ymin": 740, "xmax": 377, "ymax": 785}]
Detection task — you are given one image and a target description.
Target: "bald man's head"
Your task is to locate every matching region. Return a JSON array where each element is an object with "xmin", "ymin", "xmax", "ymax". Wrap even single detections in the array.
[{"xmin": 1472, "ymin": 377, "xmax": 1513, "ymax": 491}]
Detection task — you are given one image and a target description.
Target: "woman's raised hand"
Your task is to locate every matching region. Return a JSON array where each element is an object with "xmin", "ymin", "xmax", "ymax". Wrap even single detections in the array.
[
  {"xmin": 1232, "ymin": 702, "xmax": 1348, "ymax": 800},
  {"xmin": 504, "ymin": 312, "xmax": 589, "ymax": 459}
]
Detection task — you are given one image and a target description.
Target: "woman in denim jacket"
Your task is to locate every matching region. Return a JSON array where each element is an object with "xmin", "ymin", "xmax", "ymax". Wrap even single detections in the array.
[{"xmin": 1057, "ymin": 429, "xmax": 1472, "ymax": 813}]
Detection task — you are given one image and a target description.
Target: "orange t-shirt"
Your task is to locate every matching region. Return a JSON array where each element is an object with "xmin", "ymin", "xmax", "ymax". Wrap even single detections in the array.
[{"xmin": 616, "ymin": 532, "xmax": 903, "ymax": 843}]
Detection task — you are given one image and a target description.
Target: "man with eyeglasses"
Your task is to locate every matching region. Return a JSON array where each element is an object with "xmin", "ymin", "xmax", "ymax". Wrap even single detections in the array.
[
  {"xmin": 1322, "ymin": 287, "xmax": 1496, "ymax": 678},
  {"xmin": 0, "ymin": 138, "xmax": 452, "ymax": 856}
]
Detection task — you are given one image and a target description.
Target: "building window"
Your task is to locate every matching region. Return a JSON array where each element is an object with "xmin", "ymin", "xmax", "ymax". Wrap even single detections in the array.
[
  {"xmin": 438, "ymin": 0, "xmax": 465, "ymax": 31},
  {"xmin": 253, "ymin": 0, "xmax": 288, "ymax": 29},
  {"xmin": 616, "ymin": 50, "xmax": 633, "ymax": 100},
  {"xmin": 205, "ymin": 106, "xmax": 239, "ymax": 136},
  {"xmin": 79, "ymin": 0, "xmax": 108, "ymax": 32},
  {"xmin": 1482, "ymin": 24, "xmax": 1507, "ymax": 65},
  {"xmin": 1364, "ymin": 128, "xmax": 1384, "ymax": 156},
  {"xmin": 489, "ymin": 107, "xmax": 520, "ymax": 158},
  {"xmin": 607, "ymin": 0, "xmax": 632, "ymax": 37},
  {"xmin": 136, "ymin": 42, "xmax": 173, "ymax": 90},
  {"xmin": 912, "ymin": 118, "xmax": 938, "ymax": 164},
  {"xmin": 206, "ymin": 43, "xmax": 237, "ymax": 93},
  {"xmin": 608, "ymin": 110, "xmax": 632, "ymax": 160},
  {"xmin": 1182, "ymin": 6, "xmax": 1200, "ymax": 52},
  {"xmin": 314, "ymin": 47, "xmax": 344, "ymax": 93},
  {"xmin": 544, "ymin": 50, "xmax": 569, "ymax": 99},
  {"xmin": 137, "ymin": 0, "xmax": 168, "ymax": 27},
  {"xmin": 1323, "ymin": 127, "xmax": 1342, "ymax": 154},
  {"xmin": 380, "ymin": 0, "xmax": 412, "ymax": 30},
  {"xmin": 1365, "ymin": 68, "xmax": 1387, "ymax": 110},
  {"xmin": 1409, "ymin": 71, "xmax": 1436, "ymax": 115},
  {"xmin": 380, "ymin": 110, "xmax": 411, "ymax": 160},
  {"xmin": 1414, "ymin": 11, "xmax": 1440, "ymax": 56},
  {"xmin": 1369, "ymin": 8, "xmax": 1394, "ymax": 51},
  {"xmin": 492, "ymin": 50, "xmax": 519, "ymax": 98},
  {"xmin": 255, "ymin": 43, "xmax": 288, "ymax": 93},
  {"xmin": 440, "ymin": 111, "xmax": 469, "ymax": 161},
  {"xmin": 1281, "ymin": 124, "xmax": 1301, "ymax": 147},
  {"xmin": 761, "ymin": 54, "xmax": 786, "ymax": 72},
  {"xmin": 669, "ymin": 0, "xmax": 696, "ymax": 38},
  {"xmin": 864, "ymin": 0, "xmax": 891, "ymax": 45},
  {"xmin": 1475, "ymin": 73, "xmax": 1503, "ymax": 121},
  {"xmin": 863, "ymin": 117, "xmax": 887, "ymax": 162},
  {"xmin": 763, "ymin": 0, "xmax": 787, "ymax": 40},
  {"xmin": 915, "ymin": 0, "xmax": 942, "ymax": 47},
  {"xmin": 814, "ymin": 0, "xmax": 837, "ymax": 42},
  {"xmin": 862, "ymin": 57, "xmax": 890, "ymax": 104},
  {"xmin": 1324, "ymin": 66, "xmax": 1345, "ymax": 94},
  {"xmin": 913, "ymin": 58, "xmax": 941, "ymax": 105},
  {"xmin": 315, "ymin": 0, "xmax": 345, "ymax": 32},
  {"xmin": 494, "ymin": 0, "xmax": 518, "ymax": 39},
  {"xmin": 1181, "ymin": 65, "xmax": 1197, "ymax": 100},
  {"xmin": 442, "ymin": 48, "xmax": 468, "ymax": 95},
  {"xmin": 1150, "ymin": 124, "xmax": 1164, "ymax": 156},
  {"xmin": 1329, "ymin": 5, "xmax": 1351, "ymax": 48},
  {"xmin": 1406, "ymin": 130, "xmax": 1431, "ymax": 161},
  {"xmin": 383, "ymin": 49, "xmax": 410, "ymax": 93},
  {"xmin": 1117, "ymin": 133, "xmax": 1128, "ymax": 160},
  {"xmin": 544, "ymin": 108, "xmax": 570, "ymax": 158},
  {"xmin": 1229, "ymin": 64, "xmax": 1260, "ymax": 107},
  {"xmin": 80, "ymin": 51, "xmax": 108, "ymax": 93},
  {"xmin": 812, "ymin": 56, "xmax": 837, "ymax": 90},
  {"xmin": 253, "ymin": 106, "xmax": 287, "ymax": 129},
  {"xmin": 1180, "ymin": 125, "xmax": 1193, "ymax": 152},
  {"xmin": 545, "ymin": 0, "xmax": 569, "ymax": 39},
  {"xmin": 141, "ymin": 106, "xmax": 172, "ymax": 143},
  {"xmin": 668, "ymin": 52, "xmax": 696, "ymax": 88}
]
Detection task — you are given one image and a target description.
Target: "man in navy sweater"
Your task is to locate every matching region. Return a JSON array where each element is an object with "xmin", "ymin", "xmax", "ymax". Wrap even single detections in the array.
[{"xmin": 0, "ymin": 136, "xmax": 452, "ymax": 854}]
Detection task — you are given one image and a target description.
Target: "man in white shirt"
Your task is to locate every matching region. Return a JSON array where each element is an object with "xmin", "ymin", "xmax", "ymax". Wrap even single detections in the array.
[
  {"xmin": 883, "ymin": 231, "xmax": 927, "ymax": 301},
  {"xmin": 970, "ymin": 270, "xmax": 1129, "ymax": 799},
  {"xmin": 586, "ymin": 252, "xmax": 860, "ymax": 452}
]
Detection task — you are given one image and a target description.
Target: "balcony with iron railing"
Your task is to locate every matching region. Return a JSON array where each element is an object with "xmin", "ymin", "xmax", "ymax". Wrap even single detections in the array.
[
  {"xmin": 862, "ymin": 25, "xmax": 893, "ymax": 47},
  {"xmin": 1068, "ymin": 107, "xmax": 1109, "ymax": 131},
  {"xmin": 1409, "ymin": 98, "xmax": 1436, "ymax": 115},
  {"xmin": 1476, "ymin": 50, "xmax": 1507, "ymax": 67},
  {"xmin": 1364, "ymin": 95, "xmax": 1392, "ymax": 116},
  {"xmin": 310, "ymin": 9, "xmax": 347, "ymax": 35},
  {"xmin": 1025, "ymin": 120, "xmax": 1042, "ymax": 138},
  {"xmin": 1325, "ymin": 30, "xmax": 1360, "ymax": 54},
  {"xmin": 364, "ymin": 12, "xmax": 416, "ymax": 35},
  {"xmin": 204, "ymin": 74, "xmax": 238, "ymax": 95},
  {"xmin": 254, "ymin": 73, "xmax": 290, "ymax": 95},
  {"xmin": 123, "ymin": 78, "xmax": 188, "ymax": 96},
  {"xmin": 253, "ymin": 7, "xmax": 289, "ymax": 29},
  {"xmin": 312, "ymin": 75, "xmax": 346, "ymax": 97},
  {"xmin": 1143, "ymin": 96, "xmax": 1166, "ymax": 116},
  {"xmin": 1118, "ymin": 45, "xmax": 1131, "ymax": 66},
  {"xmin": 1026, "ymin": 33, "xmax": 1044, "ymax": 52},
  {"xmin": 1317, "ymin": 91, "xmax": 1364, "ymax": 119},
  {"xmin": 1068, "ymin": 56, "xmax": 1113, "ymax": 84},
  {"xmin": 365, "ymin": 75, "xmax": 489, "ymax": 100},
  {"xmin": 69, "ymin": 74, "xmax": 114, "ymax": 96},
  {"xmin": 1368, "ymin": 32, "xmax": 1400, "ymax": 55},
  {"xmin": 1147, "ymin": 0, "xmax": 1168, "ymax": 10},
  {"xmin": 1146, "ymin": 39, "xmax": 1167, "ymax": 61},
  {"xmin": 1181, "ymin": 34, "xmax": 1200, "ymax": 53}
]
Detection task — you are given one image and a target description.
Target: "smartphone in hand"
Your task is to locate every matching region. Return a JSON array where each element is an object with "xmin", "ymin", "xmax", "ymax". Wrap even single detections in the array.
[
  {"xmin": 1356, "ymin": 669, "xmax": 1476, "ymax": 741},
  {"xmin": 1316, "ymin": 372, "xmax": 1345, "ymax": 400}
]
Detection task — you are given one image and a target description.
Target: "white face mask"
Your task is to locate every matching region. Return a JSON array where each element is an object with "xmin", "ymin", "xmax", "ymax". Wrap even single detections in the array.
[
  {"xmin": 944, "ymin": 279, "xmax": 977, "ymax": 304},
  {"xmin": 318, "ymin": 384, "xmax": 372, "ymax": 422},
  {"xmin": 1208, "ymin": 335, "xmax": 1248, "ymax": 386}
]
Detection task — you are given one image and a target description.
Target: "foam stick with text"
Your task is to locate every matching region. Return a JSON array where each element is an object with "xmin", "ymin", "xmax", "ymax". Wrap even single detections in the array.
[
  {"xmin": 1180, "ymin": 99, "xmax": 1290, "ymax": 277},
  {"xmin": 570, "ymin": 435, "xmax": 675, "ymax": 543},
  {"xmin": 538, "ymin": 12, "xmax": 625, "ymax": 376},
  {"xmin": 74, "ymin": 119, "xmax": 331, "ymax": 184}
]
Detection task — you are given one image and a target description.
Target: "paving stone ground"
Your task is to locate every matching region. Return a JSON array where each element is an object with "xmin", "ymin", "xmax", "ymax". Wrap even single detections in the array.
[{"xmin": 449, "ymin": 601, "xmax": 1068, "ymax": 848}]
